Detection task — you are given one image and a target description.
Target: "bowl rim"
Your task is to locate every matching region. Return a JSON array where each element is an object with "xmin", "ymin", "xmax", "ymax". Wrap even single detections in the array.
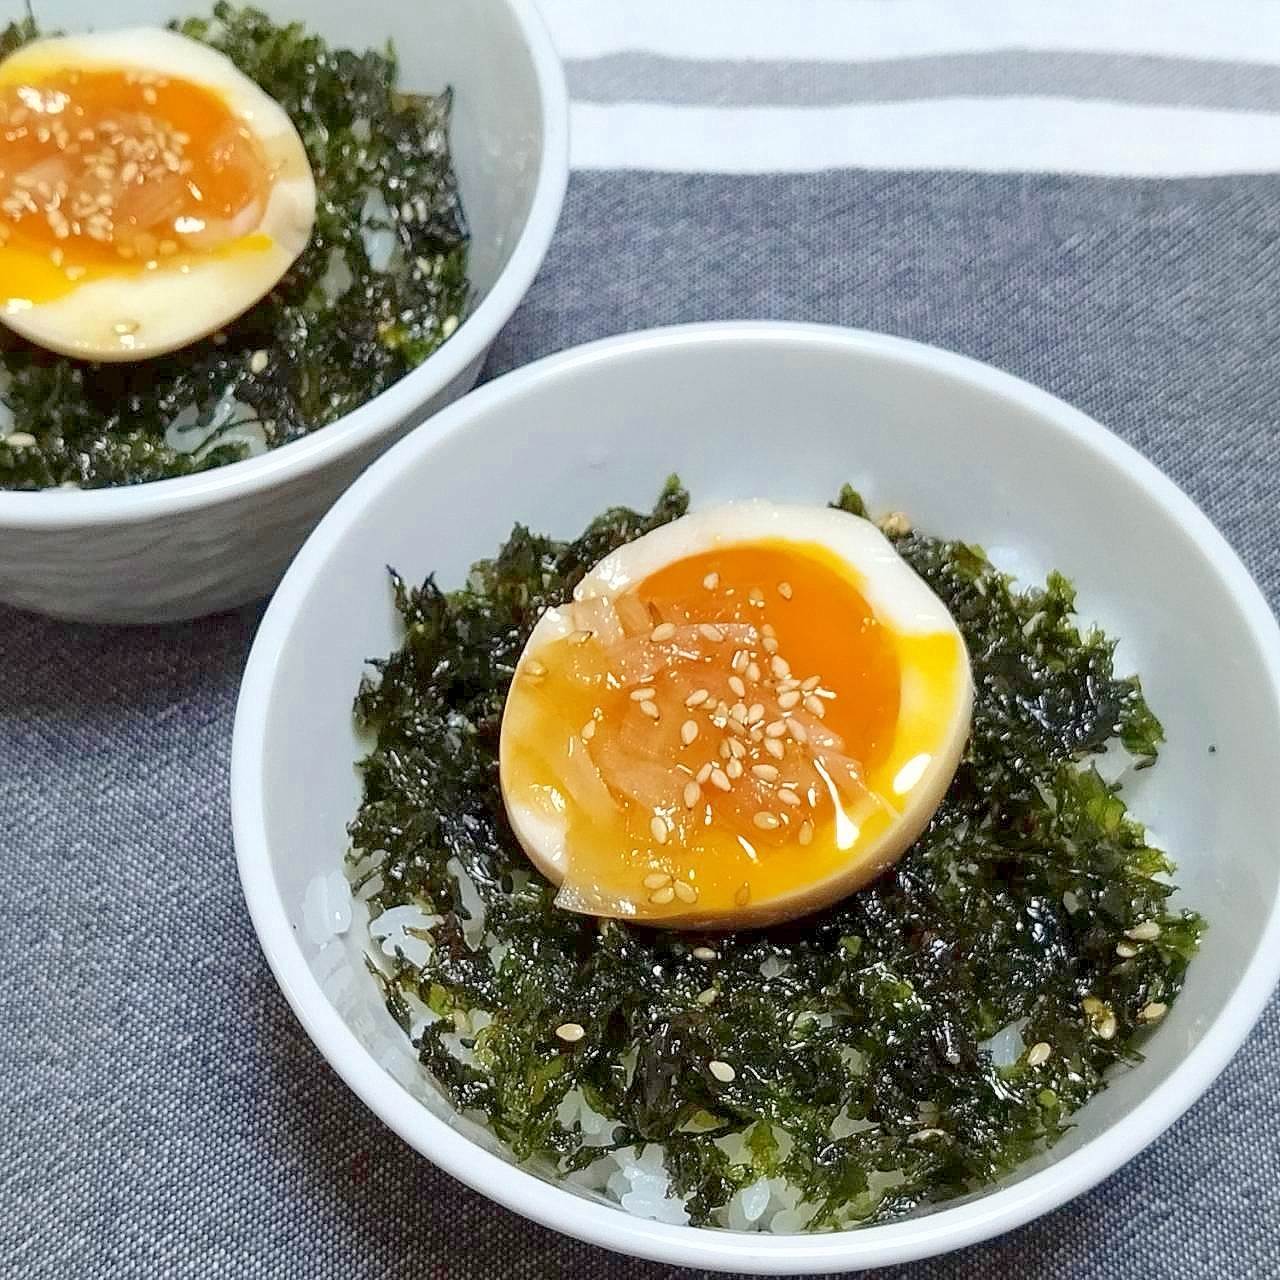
[
  {"xmin": 231, "ymin": 321, "xmax": 1280, "ymax": 1273},
  {"xmin": 0, "ymin": 0, "xmax": 569, "ymax": 528}
]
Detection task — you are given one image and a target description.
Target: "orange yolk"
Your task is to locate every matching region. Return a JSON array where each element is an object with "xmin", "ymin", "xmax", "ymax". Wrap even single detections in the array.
[
  {"xmin": 0, "ymin": 66, "xmax": 273, "ymax": 303},
  {"xmin": 502, "ymin": 541, "xmax": 965, "ymax": 925}
]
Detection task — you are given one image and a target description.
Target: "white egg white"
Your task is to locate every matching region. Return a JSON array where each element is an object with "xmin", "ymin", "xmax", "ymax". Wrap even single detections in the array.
[
  {"xmin": 501, "ymin": 500, "xmax": 975, "ymax": 928},
  {"xmin": 0, "ymin": 28, "xmax": 316, "ymax": 360},
  {"xmin": 572, "ymin": 500, "xmax": 958, "ymax": 634}
]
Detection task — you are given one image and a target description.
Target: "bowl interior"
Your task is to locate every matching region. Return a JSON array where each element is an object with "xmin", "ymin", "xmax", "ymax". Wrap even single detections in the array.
[{"xmin": 238, "ymin": 326, "xmax": 1280, "ymax": 1268}]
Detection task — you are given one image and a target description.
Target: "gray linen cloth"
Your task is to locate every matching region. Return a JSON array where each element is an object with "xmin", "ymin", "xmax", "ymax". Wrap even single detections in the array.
[{"xmin": 2, "ymin": 172, "xmax": 1278, "ymax": 1277}]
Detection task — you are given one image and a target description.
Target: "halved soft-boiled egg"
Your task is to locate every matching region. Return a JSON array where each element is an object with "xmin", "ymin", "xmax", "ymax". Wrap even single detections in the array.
[
  {"xmin": 499, "ymin": 501, "xmax": 974, "ymax": 930},
  {"xmin": 0, "ymin": 28, "xmax": 315, "ymax": 360}
]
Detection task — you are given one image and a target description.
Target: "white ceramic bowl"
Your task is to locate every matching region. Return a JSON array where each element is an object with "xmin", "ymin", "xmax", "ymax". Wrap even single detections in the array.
[
  {"xmin": 232, "ymin": 323, "xmax": 1280, "ymax": 1273},
  {"xmin": 0, "ymin": 0, "xmax": 567, "ymax": 623}
]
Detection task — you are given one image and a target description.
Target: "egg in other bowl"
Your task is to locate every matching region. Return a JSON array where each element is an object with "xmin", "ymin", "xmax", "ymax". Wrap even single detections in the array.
[
  {"xmin": 0, "ymin": 27, "xmax": 315, "ymax": 360},
  {"xmin": 500, "ymin": 501, "xmax": 974, "ymax": 929}
]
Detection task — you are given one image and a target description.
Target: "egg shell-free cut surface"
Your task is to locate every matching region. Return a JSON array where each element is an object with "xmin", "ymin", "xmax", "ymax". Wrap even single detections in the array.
[
  {"xmin": 500, "ymin": 500, "xmax": 974, "ymax": 929},
  {"xmin": 0, "ymin": 28, "xmax": 315, "ymax": 359}
]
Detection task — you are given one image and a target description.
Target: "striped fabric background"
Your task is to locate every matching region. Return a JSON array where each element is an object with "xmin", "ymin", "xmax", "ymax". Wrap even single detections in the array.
[
  {"xmin": 538, "ymin": 0, "xmax": 1280, "ymax": 174},
  {"xmin": 3, "ymin": 6, "xmax": 1279, "ymax": 1279}
]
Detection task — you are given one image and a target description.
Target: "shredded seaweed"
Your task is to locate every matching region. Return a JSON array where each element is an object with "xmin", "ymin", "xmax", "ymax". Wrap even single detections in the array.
[
  {"xmin": 348, "ymin": 479, "xmax": 1202, "ymax": 1229},
  {"xmin": 0, "ymin": 3, "xmax": 468, "ymax": 489}
]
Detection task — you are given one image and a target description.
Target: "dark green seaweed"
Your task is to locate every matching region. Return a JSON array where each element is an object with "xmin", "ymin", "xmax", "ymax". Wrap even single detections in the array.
[
  {"xmin": 348, "ymin": 480, "xmax": 1201, "ymax": 1229},
  {"xmin": 0, "ymin": 3, "xmax": 468, "ymax": 489}
]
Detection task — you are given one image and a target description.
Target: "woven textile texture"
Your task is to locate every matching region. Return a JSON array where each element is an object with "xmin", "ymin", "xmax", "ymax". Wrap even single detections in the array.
[{"xmin": 2, "ymin": 171, "xmax": 1278, "ymax": 1278}]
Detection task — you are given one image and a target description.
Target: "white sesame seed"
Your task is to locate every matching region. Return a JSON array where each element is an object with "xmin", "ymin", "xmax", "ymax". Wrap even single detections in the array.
[
  {"xmin": 719, "ymin": 740, "xmax": 732, "ymax": 761},
  {"xmin": 699, "ymin": 623, "xmax": 725, "ymax": 642},
  {"xmin": 643, "ymin": 871, "xmax": 672, "ymax": 890},
  {"xmin": 631, "ymin": 686, "xmax": 657, "ymax": 702},
  {"xmin": 581, "ymin": 720, "xmax": 596, "ymax": 741},
  {"xmin": 1126, "ymin": 920, "xmax": 1162, "ymax": 942},
  {"xmin": 765, "ymin": 720, "xmax": 787, "ymax": 738},
  {"xmin": 727, "ymin": 738, "xmax": 746, "ymax": 759},
  {"xmin": 1083, "ymin": 996, "xmax": 1118, "ymax": 1040},
  {"xmin": 649, "ymin": 885, "xmax": 676, "ymax": 905},
  {"xmin": 692, "ymin": 946, "xmax": 717, "ymax": 961},
  {"xmin": 746, "ymin": 661, "xmax": 762, "ymax": 683},
  {"xmin": 777, "ymin": 789, "xmax": 801, "ymax": 807},
  {"xmin": 4, "ymin": 432, "xmax": 36, "ymax": 448},
  {"xmin": 761, "ymin": 623, "xmax": 776, "ymax": 638},
  {"xmin": 751, "ymin": 764, "xmax": 780, "ymax": 781},
  {"xmin": 708, "ymin": 1060, "xmax": 736, "ymax": 1083},
  {"xmin": 801, "ymin": 675, "xmax": 821, "ymax": 692},
  {"xmin": 787, "ymin": 721, "xmax": 809, "ymax": 744},
  {"xmin": 731, "ymin": 650, "xmax": 749, "ymax": 673},
  {"xmin": 703, "ymin": 572, "xmax": 719, "ymax": 590},
  {"xmin": 1026, "ymin": 1042, "xmax": 1052, "ymax": 1067},
  {"xmin": 778, "ymin": 690, "xmax": 802, "ymax": 710},
  {"xmin": 1115, "ymin": 941, "xmax": 1138, "ymax": 959},
  {"xmin": 686, "ymin": 689, "xmax": 710, "ymax": 708},
  {"xmin": 777, "ymin": 582, "xmax": 793, "ymax": 600},
  {"xmin": 798, "ymin": 821, "xmax": 814, "ymax": 846},
  {"xmin": 673, "ymin": 880, "xmax": 698, "ymax": 904},
  {"xmin": 764, "ymin": 738, "xmax": 785, "ymax": 759},
  {"xmin": 730, "ymin": 702, "xmax": 748, "ymax": 724},
  {"xmin": 803, "ymin": 695, "xmax": 826, "ymax": 718},
  {"xmin": 555, "ymin": 1022, "xmax": 586, "ymax": 1043},
  {"xmin": 681, "ymin": 720, "xmax": 699, "ymax": 746},
  {"xmin": 696, "ymin": 762, "xmax": 714, "ymax": 784},
  {"xmin": 697, "ymin": 988, "xmax": 718, "ymax": 1005},
  {"xmin": 1139, "ymin": 1001, "xmax": 1168, "ymax": 1023},
  {"xmin": 249, "ymin": 349, "xmax": 270, "ymax": 375},
  {"xmin": 753, "ymin": 812, "xmax": 780, "ymax": 830},
  {"xmin": 683, "ymin": 781, "xmax": 702, "ymax": 808},
  {"xmin": 726, "ymin": 758, "xmax": 744, "ymax": 780},
  {"xmin": 640, "ymin": 701, "xmax": 661, "ymax": 720},
  {"xmin": 728, "ymin": 675, "xmax": 747, "ymax": 698},
  {"xmin": 710, "ymin": 768, "xmax": 732, "ymax": 792},
  {"xmin": 762, "ymin": 636, "xmax": 779, "ymax": 654},
  {"xmin": 650, "ymin": 622, "xmax": 677, "ymax": 642},
  {"xmin": 907, "ymin": 1128, "xmax": 948, "ymax": 1144},
  {"xmin": 770, "ymin": 656, "xmax": 791, "ymax": 679},
  {"xmin": 650, "ymin": 815, "xmax": 670, "ymax": 845},
  {"xmin": 748, "ymin": 588, "xmax": 765, "ymax": 607}
]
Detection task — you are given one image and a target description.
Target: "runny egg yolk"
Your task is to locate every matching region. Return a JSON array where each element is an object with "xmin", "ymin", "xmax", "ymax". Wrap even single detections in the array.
[
  {"xmin": 500, "ymin": 505, "xmax": 974, "ymax": 930},
  {"xmin": 0, "ymin": 65, "xmax": 272, "ymax": 305}
]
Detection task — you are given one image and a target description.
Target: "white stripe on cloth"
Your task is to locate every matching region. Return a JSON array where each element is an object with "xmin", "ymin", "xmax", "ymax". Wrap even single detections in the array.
[
  {"xmin": 539, "ymin": 0, "xmax": 1280, "ymax": 66},
  {"xmin": 569, "ymin": 98, "xmax": 1280, "ymax": 175}
]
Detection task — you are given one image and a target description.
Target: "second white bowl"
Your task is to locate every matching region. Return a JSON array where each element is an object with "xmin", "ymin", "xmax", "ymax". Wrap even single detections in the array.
[
  {"xmin": 232, "ymin": 322, "xmax": 1280, "ymax": 1272},
  {"xmin": 0, "ymin": 0, "xmax": 568, "ymax": 622}
]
